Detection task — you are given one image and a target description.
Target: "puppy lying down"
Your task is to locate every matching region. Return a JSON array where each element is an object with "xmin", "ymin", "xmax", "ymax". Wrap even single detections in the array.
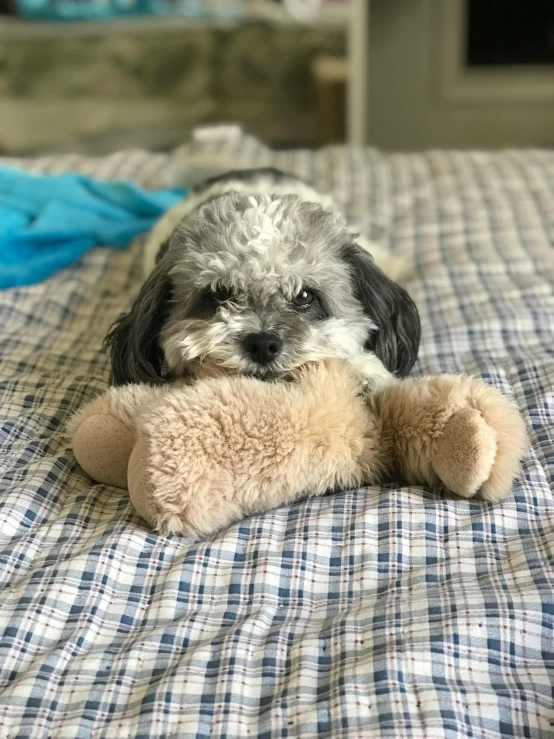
[
  {"xmin": 105, "ymin": 168, "xmax": 420, "ymax": 392},
  {"xmin": 95, "ymin": 167, "xmax": 526, "ymax": 534}
]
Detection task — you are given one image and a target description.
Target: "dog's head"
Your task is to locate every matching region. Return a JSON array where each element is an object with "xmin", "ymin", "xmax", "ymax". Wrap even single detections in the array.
[{"xmin": 106, "ymin": 193, "xmax": 420, "ymax": 385}]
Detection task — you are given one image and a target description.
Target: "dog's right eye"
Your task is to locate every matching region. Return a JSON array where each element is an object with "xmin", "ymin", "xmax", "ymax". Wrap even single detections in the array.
[
  {"xmin": 292, "ymin": 288, "xmax": 315, "ymax": 308},
  {"xmin": 211, "ymin": 286, "xmax": 232, "ymax": 303}
]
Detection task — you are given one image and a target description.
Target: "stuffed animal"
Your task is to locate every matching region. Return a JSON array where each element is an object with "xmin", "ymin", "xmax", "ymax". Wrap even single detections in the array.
[{"xmin": 69, "ymin": 361, "xmax": 527, "ymax": 539}]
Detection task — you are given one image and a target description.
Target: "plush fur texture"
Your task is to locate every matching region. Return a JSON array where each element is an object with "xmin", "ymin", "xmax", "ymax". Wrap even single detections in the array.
[
  {"xmin": 371, "ymin": 374, "xmax": 528, "ymax": 503},
  {"xmin": 70, "ymin": 362, "xmax": 527, "ymax": 539},
  {"xmin": 105, "ymin": 169, "xmax": 420, "ymax": 392},
  {"xmin": 133, "ymin": 361, "xmax": 384, "ymax": 537}
]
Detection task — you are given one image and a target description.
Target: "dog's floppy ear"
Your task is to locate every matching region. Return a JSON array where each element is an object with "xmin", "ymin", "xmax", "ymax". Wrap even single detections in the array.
[
  {"xmin": 341, "ymin": 242, "xmax": 420, "ymax": 376},
  {"xmin": 104, "ymin": 264, "xmax": 172, "ymax": 386}
]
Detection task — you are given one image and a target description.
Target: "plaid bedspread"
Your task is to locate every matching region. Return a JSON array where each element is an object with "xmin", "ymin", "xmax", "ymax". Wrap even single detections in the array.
[{"xmin": 0, "ymin": 132, "xmax": 553, "ymax": 738}]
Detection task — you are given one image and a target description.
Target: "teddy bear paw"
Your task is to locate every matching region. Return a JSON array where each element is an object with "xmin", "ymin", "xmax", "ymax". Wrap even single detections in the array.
[
  {"xmin": 431, "ymin": 408, "xmax": 497, "ymax": 499},
  {"xmin": 431, "ymin": 386, "xmax": 527, "ymax": 502}
]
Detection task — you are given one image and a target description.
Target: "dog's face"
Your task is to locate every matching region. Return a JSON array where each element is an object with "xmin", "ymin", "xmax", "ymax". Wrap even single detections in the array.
[{"xmin": 106, "ymin": 193, "xmax": 420, "ymax": 385}]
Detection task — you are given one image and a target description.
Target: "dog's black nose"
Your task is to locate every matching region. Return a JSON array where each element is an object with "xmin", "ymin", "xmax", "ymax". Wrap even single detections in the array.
[{"xmin": 242, "ymin": 332, "xmax": 282, "ymax": 366}]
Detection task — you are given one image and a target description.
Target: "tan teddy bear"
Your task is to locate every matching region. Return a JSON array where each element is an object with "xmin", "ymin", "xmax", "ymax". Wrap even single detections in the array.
[{"xmin": 69, "ymin": 361, "xmax": 527, "ymax": 540}]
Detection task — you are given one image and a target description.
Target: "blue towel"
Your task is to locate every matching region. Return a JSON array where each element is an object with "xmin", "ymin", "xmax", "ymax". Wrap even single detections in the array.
[{"xmin": 0, "ymin": 167, "xmax": 187, "ymax": 289}]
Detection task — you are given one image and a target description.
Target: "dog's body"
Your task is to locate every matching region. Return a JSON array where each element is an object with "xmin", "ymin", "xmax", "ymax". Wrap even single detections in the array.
[{"xmin": 106, "ymin": 168, "xmax": 420, "ymax": 390}]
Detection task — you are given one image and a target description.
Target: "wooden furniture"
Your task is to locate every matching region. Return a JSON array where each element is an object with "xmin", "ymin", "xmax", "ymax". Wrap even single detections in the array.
[
  {"xmin": 346, "ymin": 0, "xmax": 368, "ymax": 145},
  {"xmin": 311, "ymin": 54, "xmax": 347, "ymax": 144},
  {"xmin": 0, "ymin": 15, "xmax": 345, "ymax": 154}
]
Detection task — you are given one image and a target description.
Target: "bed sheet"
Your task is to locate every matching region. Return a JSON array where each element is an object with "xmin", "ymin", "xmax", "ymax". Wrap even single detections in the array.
[{"xmin": 0, "ymin": 134, "xmax": 553, "ymax": 738}]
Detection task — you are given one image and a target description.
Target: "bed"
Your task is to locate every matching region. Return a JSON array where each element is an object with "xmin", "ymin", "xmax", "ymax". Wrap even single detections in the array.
[{"xmin": 0, "ymin": 131, "xmax": 553, "ymax": 738}]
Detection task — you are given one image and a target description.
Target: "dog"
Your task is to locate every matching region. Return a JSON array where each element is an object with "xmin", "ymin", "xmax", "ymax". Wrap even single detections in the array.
[{"xmin": 105, "ymin": 168, "xmax": 420, "ymax": 391}]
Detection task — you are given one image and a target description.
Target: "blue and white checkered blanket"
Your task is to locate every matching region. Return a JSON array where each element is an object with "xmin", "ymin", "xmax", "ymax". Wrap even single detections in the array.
[{"xmin": 0, "ymin": 134, "xmax": 553, "ymax": 738}]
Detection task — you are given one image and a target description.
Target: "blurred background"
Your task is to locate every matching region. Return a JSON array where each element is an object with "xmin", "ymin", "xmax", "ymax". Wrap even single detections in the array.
[{"xmin": 0, "ymin": 0, "xmax": 552, "ymax": 156}]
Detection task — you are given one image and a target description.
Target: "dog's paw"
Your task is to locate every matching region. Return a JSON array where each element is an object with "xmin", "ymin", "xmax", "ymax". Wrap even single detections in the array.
[{"xmin": 431, "ymin": 384, "xmax": 527, "ymax": 502}]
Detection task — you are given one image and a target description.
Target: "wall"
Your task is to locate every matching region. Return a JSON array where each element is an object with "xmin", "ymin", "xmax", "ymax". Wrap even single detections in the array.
[{"xmin": 368, "ymin": 0, "xmax": 554, "ymax": 150}]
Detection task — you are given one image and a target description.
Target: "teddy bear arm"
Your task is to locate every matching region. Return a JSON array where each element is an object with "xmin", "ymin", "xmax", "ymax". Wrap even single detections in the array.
[
  {"xmin": 370, "ymin": 375, "xmax": 527, "ymax": 501},
  {"xmin": 126, "ymin": 361, "xmax": 375, "ymax": 538}
]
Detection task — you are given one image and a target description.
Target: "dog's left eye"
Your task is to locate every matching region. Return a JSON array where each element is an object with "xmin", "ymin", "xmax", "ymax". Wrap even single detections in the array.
[
  {"xmin": 292, "ymin": 288, "xmax": 315, "ymax": 307},
  {"xmin": 212, "ymin": 286, "xmax": 232, "ymax": 303}
]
